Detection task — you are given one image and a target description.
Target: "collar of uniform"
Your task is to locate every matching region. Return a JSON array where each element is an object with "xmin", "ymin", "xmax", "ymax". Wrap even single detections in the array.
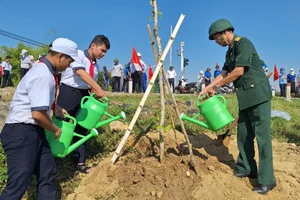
[
  {"xmin": 84, "ymin": 50, "xmax": 97, "ymax": 64},
  {"xmin": 41, "ymin": 57, "xmax": 55, "ymax": 73},
  {"xmin": 229, "ymin": 34, "xmax": 239, "ymax": 48}
]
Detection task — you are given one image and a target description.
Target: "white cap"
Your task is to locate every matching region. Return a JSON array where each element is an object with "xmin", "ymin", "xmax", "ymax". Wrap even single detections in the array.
[
  {"xmin": 137, "ymin": 52, "xmax": 141, "ymax": 57},
  {"xmin": 50, "ymin": 38, "xmax": 81, "ymax": 63},
  {"xmin": 200, "ymin": 70, "xmax": 203, "ymax": 74},
  {"xmin": 21, "ymin": 49, "xmax": 28, "ymax": 55},
  {"xmin": 291, "ymin": 68, "xmax": 294, "ymax": 71}
]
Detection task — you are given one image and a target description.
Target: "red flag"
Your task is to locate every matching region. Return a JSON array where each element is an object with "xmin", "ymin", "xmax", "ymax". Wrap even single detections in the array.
[
  {"xmin": 148, "ymin": 65, "xmax": 153, "ymax": 80},
  {"xmin": 274, "ymin": 64, "xmax": 279, "ymax": 81},
  {"xmin": 131, "ymin": 47, "xmax": 142, "ymax": 70}
]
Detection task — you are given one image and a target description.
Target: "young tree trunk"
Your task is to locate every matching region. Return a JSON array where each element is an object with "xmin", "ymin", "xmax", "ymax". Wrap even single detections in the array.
[{"xmin": 152, "ymin": 0, "xmax": 165, "ymax": 162}]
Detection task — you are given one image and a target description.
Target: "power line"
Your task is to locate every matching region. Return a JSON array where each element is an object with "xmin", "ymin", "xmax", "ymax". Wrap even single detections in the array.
[{"xmin": 0, "ymin": 29, "xmax": 48, "ymax": 47}]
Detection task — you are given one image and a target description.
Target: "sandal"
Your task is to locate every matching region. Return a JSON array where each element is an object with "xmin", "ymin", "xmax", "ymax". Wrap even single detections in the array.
[{"xmin": 77, "ymin": 164, "xmax": 92, "ymax": 174}]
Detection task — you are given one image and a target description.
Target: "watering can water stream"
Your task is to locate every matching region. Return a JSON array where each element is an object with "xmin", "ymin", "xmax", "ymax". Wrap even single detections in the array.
[
  {"xmin": 46, "ymin": 94, "xmax": 126, "ymax": 158},
  {"xmin": 181, "ymin": 95, "xmax": 233, "ymax": 132}
]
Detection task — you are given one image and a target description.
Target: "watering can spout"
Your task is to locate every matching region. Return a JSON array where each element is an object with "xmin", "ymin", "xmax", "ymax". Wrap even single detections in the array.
[
  {"xmin": 95, "ymin": 111, "xmax": 126, "ymax": 129},
  {"xmin": 66, "ymin": 128, "xmax": 99, "ymax": 156},
  {"xmin": 180, "ymin": 113, "xmax": 210, "ymax": 129}
]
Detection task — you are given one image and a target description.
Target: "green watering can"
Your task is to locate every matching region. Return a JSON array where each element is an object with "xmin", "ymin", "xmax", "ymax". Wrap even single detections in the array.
[
  {"xmin": 181, "ymin": 95, "xmax": 234, "ymax": 132},
  {"xmin": 76, "ymin": 93, "xmax": 126, "ymax": 129},
  {"xmin": 45, "ymin": 115, "xmax": 99, "ymax": 158}
]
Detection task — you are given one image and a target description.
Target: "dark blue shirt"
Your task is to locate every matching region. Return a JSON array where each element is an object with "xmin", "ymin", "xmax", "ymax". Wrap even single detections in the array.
[
  {"xmin": 287, "ymin": 74, "xmax": 296, "ymax": 81},
  {"xmin": 214, "ymin": 69, "xmax": 221, "ymax": 78}
]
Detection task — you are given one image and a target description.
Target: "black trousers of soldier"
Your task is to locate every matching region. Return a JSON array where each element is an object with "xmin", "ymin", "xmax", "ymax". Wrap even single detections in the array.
[
  {"xmin": 56, "ymin": 83, "xmax": 90, "ymax": 164},
  {"xmin": 0, "ymin": 124, "xmax": 57, "ymax": 200}
]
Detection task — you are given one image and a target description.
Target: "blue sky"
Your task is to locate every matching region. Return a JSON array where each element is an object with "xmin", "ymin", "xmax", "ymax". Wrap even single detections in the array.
[{"xmin": 1, "ymin": 0, "xmax": 299, "ymax": 86}]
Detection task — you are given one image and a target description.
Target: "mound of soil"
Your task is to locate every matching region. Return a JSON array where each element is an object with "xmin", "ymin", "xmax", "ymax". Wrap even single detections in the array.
[{"xmin": 66, "ymin": 130, "xmax": 300, "ymax": 200}]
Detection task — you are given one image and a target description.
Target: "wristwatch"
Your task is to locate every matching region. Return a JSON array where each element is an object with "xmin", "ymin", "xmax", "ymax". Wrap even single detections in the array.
[{"xmin": 212, "ymin": 85, "xmax": 219, "ymax": 91}]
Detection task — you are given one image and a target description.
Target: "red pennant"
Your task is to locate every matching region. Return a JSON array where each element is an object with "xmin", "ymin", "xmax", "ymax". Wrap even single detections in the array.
[
  {"xmin": 148, "ymin": 65, "xmax": 153, "ymax": 80},
  {"xmin": 131, "ymin": 47, "xmax": 142, "ymax": 69},
  {"xmin": 274, "ymin": 64, "xmax": 279, "ymax": 81}
]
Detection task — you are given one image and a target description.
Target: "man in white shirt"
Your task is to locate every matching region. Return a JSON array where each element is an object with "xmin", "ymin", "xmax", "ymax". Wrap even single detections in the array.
[
  {"xmin": 56, "ymin": 35, "xmax": 109, "ymax": 174},
  {"xmin": 131, "ymin": 52, "xmax": 147, "ymax": 93},
  {"xmin": 167, "ymin": 66, "xmax": 177, "ymax": 93},
  {"xmin": 0, "ymin": 38, "xmax": 79, "ymax": 200},
  {"xmin": 1, "ymin": 56, "xmax": 13, "ymax": 88},
  {"xmin": 111, "ymin": 58, "xmax": 123, "ymax": 92},
  {"xmin": 20, "ymin": 49, "xmax": 32, "ymax": 79}
]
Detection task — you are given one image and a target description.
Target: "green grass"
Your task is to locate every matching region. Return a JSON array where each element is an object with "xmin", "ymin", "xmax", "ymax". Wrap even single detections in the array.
[{"xmin": 0, "ymin": 93, "xmax": 299, "ymax": 199}]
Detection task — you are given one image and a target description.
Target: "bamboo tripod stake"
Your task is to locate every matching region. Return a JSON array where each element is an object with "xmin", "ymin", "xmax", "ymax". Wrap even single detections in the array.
[
  {"xmin": 111, "ymin": 14, "xmax": 185, "ymax": 164},
  {"xmin": 147, "ymin": 25, "xmax": 198, "ymax": 174}
]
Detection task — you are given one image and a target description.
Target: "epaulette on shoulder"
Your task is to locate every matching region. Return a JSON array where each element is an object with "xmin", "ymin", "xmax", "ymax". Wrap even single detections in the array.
[{"xmin": 234, "ymin": 37, "xmax": 241, "ymax": 42}]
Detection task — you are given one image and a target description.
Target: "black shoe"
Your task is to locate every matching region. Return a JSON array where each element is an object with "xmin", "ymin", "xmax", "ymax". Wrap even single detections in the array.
[
  {"xmin": 234, "ymin": 171, "xmax": 257, "ymax": 178},
  {"xmin": 252, "ymin": 183, "xmax": 276, "ymax": 195}
]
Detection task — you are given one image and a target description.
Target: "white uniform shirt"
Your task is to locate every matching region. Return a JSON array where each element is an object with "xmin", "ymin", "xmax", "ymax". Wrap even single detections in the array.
[
  {"xmin": 167, "ymin": 70, "xmax": 177, "ymax": 79},
  {"xmin": 111, "ymin": 64, "xmax": 123, "ymax": 77},
  {"xmin": 60, "ymin": 49, "xmax": 95, "ymax": 89},
  {"xmin": 2, "ymin": 61, "xmax": 12, "ymax": 72},
  {"xmin": 21, "ymin": 56, "xmax": 31, "ymax": 69},
  {"xmin": 5, "ymin": 58, "xmax": 56, "ymax": 124}
]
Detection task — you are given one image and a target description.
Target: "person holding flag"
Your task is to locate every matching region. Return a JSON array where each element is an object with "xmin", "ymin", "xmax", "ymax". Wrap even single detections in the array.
[{"xmin": 130, "ymin": 48, "xmax": 146, "ymax": 93}]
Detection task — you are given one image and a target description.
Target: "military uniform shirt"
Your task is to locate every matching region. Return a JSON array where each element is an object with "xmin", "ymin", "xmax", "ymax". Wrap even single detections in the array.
[
  {"xmin": 222, "ymin": 35, "xmax": 272, "ymax": 110},
  {"xmin": 5, "ymin": 57, "xmax": 56, "ymax": 124}
]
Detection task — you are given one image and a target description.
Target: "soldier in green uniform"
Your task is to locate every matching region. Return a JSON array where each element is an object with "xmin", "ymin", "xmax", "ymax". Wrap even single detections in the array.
[{"xmin": 198, "ymin": 19, "xmax": 276, "ymax": 195}]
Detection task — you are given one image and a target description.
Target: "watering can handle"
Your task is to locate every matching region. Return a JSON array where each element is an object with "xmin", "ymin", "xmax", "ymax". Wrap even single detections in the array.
[
  {"xmin": 196, "ymin": 94, "xmax": 207, "ymax": 107},
  {"xmin": 64, "ymin": 114, "xmax": 77, "ymax": 125},
  {"xmin": 216, "ymin": 95, "xmax": 226, "ymax": 107},
  {"xmin": 90, "ymin": 92, "xmax": 109, "ymax": 103},
  {"xmin": 80, "ymin": 96, "xmax": 90, "ymax": 108}
]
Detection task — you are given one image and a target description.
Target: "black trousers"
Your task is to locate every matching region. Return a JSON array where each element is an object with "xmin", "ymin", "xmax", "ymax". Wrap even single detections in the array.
[
  {"xmin": 112, "ymin": 76, "xmax": 121, "ymax": 92},
  {"xmin": 168, "ymin": 78, "xmax": 175, "ymax": 93},
  {"xmin": 122, "ymin": 78, "xmax": 129, "ymax": 92},
  {"xmin": 0, "ymin": 124, "xmax": 57, "ymax": 200},
  {"xmin": 56, "ymin": 83, "xmax": 90, "ymax": 164},
  {"xmin": 279, "ymin": 84, "xmax": 286, "ymax": 97},
  {"xmin": 133, "ymin": 71, "xmax": 143, "ymax": 93},
  {"xmin": 288, "ymin": 80, "xmax": 296, "ymax": 93},
  {"xmin": 1, "ymin": 70, "xmax": 14, "ymax": 88},
  {"xmin": 20, "ymin": 68, "xmax": 29, "ymax": 79}
]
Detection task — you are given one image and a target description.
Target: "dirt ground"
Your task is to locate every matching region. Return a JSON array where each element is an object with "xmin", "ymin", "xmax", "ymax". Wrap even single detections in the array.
[
  {"xmin": 0, "ymin": 88, "xmax": 299, "ymax": 200},
  {"xmin": 66, "ymin": 129, "xmax": 300, "ymax": 200}
]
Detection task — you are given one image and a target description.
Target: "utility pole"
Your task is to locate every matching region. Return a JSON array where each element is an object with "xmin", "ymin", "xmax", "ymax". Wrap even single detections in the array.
[
  {"xmin": 180, "ymin": 42, "xmax": 185, "ymax": 80},
  {"xmin": 170, "ymin": 25, "xmax": 173, "ymax": 67}
]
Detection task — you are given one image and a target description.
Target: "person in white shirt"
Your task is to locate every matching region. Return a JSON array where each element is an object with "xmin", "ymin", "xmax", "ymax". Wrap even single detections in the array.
[
  {"xmin": 56, "ymin": 35, "xmax": 109, "ymax": 174},
  {"xmin": 0, "ymin": 38, "xmax": 79, "ymax": 200},
  {"xmin": 1, "ymin": 56, "xmax": 13, "ymax": 88},
  {"xmin": 20, "ymin": 49, "xmax": 32, "ymax": 79},
  {"xmin": 167, "ymin": 66, "xmax": 177, "ymax": 93},
  {"xmin": 131, "ymin": 52, "xmax": 147, "ymax": 93},
  {"xmin": 111, "ymin": 58, "xmax": 123, "ymax": 92},
  {"xmin": 198, "ymin": 70, "xmax": 204, "ymax": 92}
]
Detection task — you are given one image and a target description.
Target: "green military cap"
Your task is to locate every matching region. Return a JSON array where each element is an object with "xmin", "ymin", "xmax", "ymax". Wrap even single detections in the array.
[
  {"xmin": 208, "ymin": 19, "xmax": 234, "ymax": 40},
  {"xmin": 114, "ymin": 58, "xmax": 119, "ymax": 62}
]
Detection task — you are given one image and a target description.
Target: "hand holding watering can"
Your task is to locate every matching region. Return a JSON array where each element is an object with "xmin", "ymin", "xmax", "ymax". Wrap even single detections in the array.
[
  {"xmin": 46, "ymin": 93, "xmax": 126, "ymax": 158},
  {"xmin": 181, "ymin": 94, "xmax": 234, "ymax": 132}
]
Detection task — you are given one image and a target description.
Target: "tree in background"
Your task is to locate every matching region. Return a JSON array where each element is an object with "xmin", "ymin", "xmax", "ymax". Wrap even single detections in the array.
[{"xmin": 0, "ymin": 43, "xmax": 48, "ymax": 85}]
